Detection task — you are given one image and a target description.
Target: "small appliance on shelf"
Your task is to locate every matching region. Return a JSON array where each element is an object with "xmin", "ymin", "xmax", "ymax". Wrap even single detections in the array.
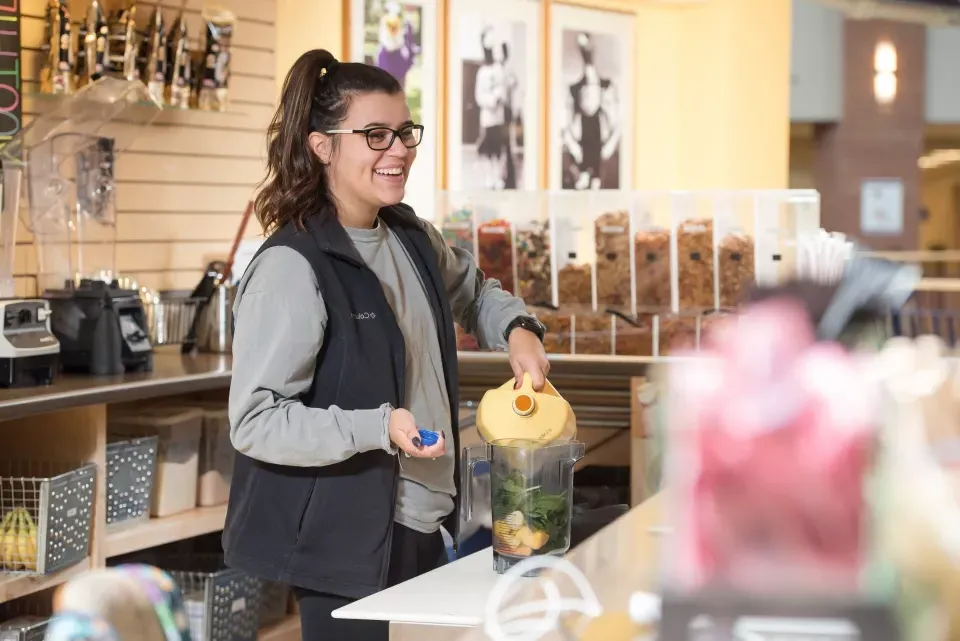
[
  {"xmin": 1, "ymin": 77, "xmax": 163, "ymax": 376},
  {"xmin": 0, "ymin": 101, "xmax": 60, "ymax": 387}
]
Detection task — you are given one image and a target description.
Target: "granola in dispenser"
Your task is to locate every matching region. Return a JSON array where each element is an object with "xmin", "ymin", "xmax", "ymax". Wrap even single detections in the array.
[
  {"xmin": 677, "ymin": 219, "xmax": 715, "ymax": 311},
  {"xmin": 573, "ymin": 311, "xmax": 612, "ymax": 355},
  {"xmin": 614, "ymin": 314, "xmax": 654, "ymax": 357},
  {"xmin": 516, "ymin": 220, "xmax": 552, "ymax": 305},
  {"xmin": 532, "ymin": 309, "xmax": 572, "ymax": 354},
  {"xmin": 595, "ymin": 211, "xmax": 631, "ymax": 310},
  {"xmin": 634, "ymin": 228, "xmax": 672, "ymax": 311},
  {"xmin": 477, "ymin": 219, "xmax": 515, "ymax": 293},
  {"xmin": 717, "ymin": 232, "xmax": 755, "ymax": 309},
  {"xmin": 456, "ymin": 323, "xmax": 479, "ymax": 351},
  {"xmin": 557, "ymin": 254, "xmax": 592, "ymax": 308}
]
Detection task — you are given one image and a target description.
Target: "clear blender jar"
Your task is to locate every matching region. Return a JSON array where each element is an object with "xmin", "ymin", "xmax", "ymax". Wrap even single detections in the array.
[{"xmin": 461, "ymin": 373, "xmax": 584, "ymax": 574}]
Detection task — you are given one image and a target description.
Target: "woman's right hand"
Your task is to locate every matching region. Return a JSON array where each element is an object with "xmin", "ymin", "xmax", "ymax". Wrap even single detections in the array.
[{"xmin": 389, "ymin": 408, "xmax": 446, "ymax": 458}]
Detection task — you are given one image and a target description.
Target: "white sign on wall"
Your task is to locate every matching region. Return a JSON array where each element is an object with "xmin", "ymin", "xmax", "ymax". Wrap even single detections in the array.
[{"xmin": 860, "ymin": 179, "xmax": 904, "ymax": 235}]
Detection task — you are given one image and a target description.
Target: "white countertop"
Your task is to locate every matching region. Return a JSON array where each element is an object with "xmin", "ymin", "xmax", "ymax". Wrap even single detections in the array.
[{"xmin": 332, "ymin": 547, "xmax": 508, "ymax": 627}]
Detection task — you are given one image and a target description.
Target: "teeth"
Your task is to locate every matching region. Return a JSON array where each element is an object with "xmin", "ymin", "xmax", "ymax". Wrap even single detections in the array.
[{"xmin": 375, "ymin": 168, "xmax": 402, "ymax": 176}]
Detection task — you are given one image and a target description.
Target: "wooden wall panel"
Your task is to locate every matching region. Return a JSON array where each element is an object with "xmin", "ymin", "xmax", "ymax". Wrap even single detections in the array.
[{"xmin": 13, "ymin": 0, "xmax": 274, "ymax": 297}]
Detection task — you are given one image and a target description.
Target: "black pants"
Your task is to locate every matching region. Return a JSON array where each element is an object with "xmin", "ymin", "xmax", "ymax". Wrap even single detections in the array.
[{"xmin": 293, "ymin": 524, "xmax": 447, "ymax": 641}]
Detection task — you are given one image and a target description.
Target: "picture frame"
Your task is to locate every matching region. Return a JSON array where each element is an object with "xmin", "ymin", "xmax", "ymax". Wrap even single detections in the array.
[
  {"xmin": 350, "ymin": 0, "xmax": 439, "ymax": 220},
  {"xmin": 548, "ymin": 3, "xmax": 636, "ymax": 191},
  {"xmin": 446, "ymin": 0, "xmax": 542, "ymax": 192}
]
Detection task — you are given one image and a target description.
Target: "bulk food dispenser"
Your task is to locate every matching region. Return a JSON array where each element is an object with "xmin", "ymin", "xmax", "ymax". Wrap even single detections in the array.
[
  {"xmin": 462, "ymin": 373, "xmax": 584, "ymax": 574},
  {"xmin": 1, "ymin": 77, "xmax": 163, "ymax": 375}
]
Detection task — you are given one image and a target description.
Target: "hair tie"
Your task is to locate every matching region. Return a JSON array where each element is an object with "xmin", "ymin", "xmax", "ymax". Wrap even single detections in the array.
[{"xmin": 319, "ymin": 59, "xmax": 340, "ymax": 80}]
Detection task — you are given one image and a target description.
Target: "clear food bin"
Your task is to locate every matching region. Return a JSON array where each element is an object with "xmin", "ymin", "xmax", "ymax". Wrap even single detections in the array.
[
  {"xmin": 180, "ymin": 401, "xmax": 234, "ymax": 507},
  {"xmin": 109, "ymin": 405, "xmax": 203, "ymax": 517}
]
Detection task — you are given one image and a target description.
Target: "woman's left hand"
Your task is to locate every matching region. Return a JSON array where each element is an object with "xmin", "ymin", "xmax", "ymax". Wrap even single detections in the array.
[{"xmin": 508, "ymin": 329, "xmax": 550, "ymax": 391}]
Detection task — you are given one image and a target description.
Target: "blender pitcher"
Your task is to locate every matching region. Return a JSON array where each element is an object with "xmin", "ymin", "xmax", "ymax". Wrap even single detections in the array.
[{"xmin": 462, "ymin": 439, "xmax": 584, "ymax": 574}]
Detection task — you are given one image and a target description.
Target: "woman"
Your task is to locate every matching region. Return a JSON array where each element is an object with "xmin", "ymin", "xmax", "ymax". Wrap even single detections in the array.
[{"xmin": 222, "ymin": 49, "xmax": 549, "ymax": 641}]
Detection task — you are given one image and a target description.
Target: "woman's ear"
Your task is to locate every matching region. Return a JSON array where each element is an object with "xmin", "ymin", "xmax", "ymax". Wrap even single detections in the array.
[{"xmin": 307, "ymin": 131, "xmax": 331, "ymax": 164}]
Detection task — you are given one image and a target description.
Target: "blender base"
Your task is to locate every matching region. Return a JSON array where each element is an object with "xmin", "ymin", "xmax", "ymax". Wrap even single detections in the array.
[
  {"xmin": 493, "ymin": 550, "xmax": 564, "ymax": 576},
  {"xmin": 0, "ymin": 352, "xmax": 58, "ymax": 388}
]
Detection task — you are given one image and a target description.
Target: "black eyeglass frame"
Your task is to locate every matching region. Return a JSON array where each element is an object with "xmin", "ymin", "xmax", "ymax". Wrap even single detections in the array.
[{"xmin": 324, "ymin": 124, "xmax": 425, "ymax": 151}]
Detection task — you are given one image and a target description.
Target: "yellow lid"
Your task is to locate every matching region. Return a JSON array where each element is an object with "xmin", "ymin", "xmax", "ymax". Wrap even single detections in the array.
[{"xmin": 475, "ymin": 372, "xmax": 577, "ymax": 443}]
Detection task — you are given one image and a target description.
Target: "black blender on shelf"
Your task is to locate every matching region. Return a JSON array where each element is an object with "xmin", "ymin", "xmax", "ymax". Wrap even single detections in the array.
[{"xmin": 4, "ymin": 77, "xmax": 163, "ymax": 376}]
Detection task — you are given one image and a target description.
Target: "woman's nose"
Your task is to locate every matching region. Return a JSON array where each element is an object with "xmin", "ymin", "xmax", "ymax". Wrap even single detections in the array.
[{"xmin": 386, "ymin": 135, "xmax": 410, "ymax": 157}]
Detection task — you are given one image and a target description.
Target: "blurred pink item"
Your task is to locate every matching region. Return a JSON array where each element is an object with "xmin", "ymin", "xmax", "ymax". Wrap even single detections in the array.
[{"xmin": 670, "ymin": 298, "xmax": 877, "ymax": 594}]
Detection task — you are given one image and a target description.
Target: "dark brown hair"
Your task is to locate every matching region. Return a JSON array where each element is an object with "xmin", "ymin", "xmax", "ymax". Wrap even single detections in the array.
[{"xmin": 255, "ymin": 49, "xmax": 403, "ymax": 234}]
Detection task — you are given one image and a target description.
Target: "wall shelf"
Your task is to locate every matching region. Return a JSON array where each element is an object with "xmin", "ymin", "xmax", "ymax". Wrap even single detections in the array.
[
  {"xmin": 104, "ymin": 504, "xmax": 228, "ymax": 559},
  {"xmin": 0, "ymin": 556, "xmax": 92, "ymax": 604}
]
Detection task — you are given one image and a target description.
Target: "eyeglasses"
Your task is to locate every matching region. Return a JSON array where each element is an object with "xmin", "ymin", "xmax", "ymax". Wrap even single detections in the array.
[{"xmin": 324, "ymin": 124, "xmax": 425, "ymax": 151}]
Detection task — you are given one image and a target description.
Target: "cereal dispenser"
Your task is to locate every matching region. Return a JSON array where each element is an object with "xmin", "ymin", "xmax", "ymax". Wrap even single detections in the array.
[{"xmin": 1, "ymin": 77, "xmax": 163, "ymax": 375}]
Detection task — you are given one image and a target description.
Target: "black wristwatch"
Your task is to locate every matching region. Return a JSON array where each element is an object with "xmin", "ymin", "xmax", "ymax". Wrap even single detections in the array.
[{"xmin": 503, "ymin": 315, "xmax": 546, "ymax": 344}]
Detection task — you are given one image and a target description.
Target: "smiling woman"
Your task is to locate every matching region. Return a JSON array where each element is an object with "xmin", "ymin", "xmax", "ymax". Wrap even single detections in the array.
[{"xmin": 223, "ymin": 49, "xmax": 550, "ymax": 641}]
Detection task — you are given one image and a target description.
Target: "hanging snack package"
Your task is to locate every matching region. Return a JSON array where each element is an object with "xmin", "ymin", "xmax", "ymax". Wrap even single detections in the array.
[
  {"xmin": 437, "ymin": 193, "xmax": 476, "ymax": 255},
  {"xmin": 713, "ymin": 192, "xmax": 756, "ymax": 310},
  {"xmin": 595, "ymin": 210, "xmax": 632, "ymax": 311},
  {"xmin": 106, "ymin": 2, "xmax": 139, "ymax": 81},
  {"xmin": 82, "ymin": 1, "xmax": 109, "ymax": 85},
  {"xmin": 139, "ymin": 5, "xmax": 167, "ymax": 103},
  {"xmin": 657, "ymin": 313, "xmax": 699, "ymax": 356},
  {"xmin": 165, "ymin": 12, "xmax": 192, "ymax": 109},
  {"xmin": 532, "ymin": 307, "xmax": 573, "ymax": 355},
  {"xmin": 513, "ymin": 193, "xmax": 552, "ymax": 306},
  {"xmin": 198, "ymin": 6, "xmax": 236, "ymax": 112},
  {"xmin": 573, "ymin": 310, "xmax": 613, "ymax": 356},
  {"xmin": 633, "ymin": 193, "xmax": 674, "ymax": 314},
  {"xmin": 40, "ymin": 0, "xmax": 76, "ymax": 94},
  {"xmin": 672, "ymin": 194, "xmax": 715, "ymax": 311},
  {"xmin": 551, "ymin": 193, "xmax": 594, "ymax": 310}
]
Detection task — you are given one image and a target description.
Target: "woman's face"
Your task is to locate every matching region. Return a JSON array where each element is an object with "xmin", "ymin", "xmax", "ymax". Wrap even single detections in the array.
[{"xmin": 325, "ymin": 91, "xmax": 417, "ymax": 212}]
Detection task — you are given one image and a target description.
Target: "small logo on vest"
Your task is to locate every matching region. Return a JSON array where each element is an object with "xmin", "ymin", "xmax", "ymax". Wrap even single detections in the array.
[{"xmin": 351, "ymin": 312, "xmax": 377, "ymax": 320}]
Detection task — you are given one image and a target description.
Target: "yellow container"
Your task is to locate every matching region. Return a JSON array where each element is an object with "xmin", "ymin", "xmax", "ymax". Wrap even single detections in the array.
[{"xmin": 475, "ymin": 372, "xmax": 577, "ymax": 443}]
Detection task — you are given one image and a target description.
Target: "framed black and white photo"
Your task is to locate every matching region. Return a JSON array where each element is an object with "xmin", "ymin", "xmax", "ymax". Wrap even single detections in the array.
[
  {"xmin": 549, "ymin": 4, "xmax": 635, "ymax": 191},
  {"xmin": 351, "ymin": 0, "xmax": 439, "ymax": 219},
  {"xmin": 447, "ymin": 0, "xmax": 541, "ymax": 191}
]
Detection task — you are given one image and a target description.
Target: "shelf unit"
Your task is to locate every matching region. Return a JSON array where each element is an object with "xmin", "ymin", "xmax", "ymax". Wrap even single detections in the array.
[{"xmin": 0, "ymin": 350, "xmax": 302, "ymax": 638}]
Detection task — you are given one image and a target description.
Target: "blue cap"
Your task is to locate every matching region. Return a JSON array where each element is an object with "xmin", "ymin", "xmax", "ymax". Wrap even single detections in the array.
[{"xmin": 418, "ymin": 429, "xmax": 439, "ymax": 447}]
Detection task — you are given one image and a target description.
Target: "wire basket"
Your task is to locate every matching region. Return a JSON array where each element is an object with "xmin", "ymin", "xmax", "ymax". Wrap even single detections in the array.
[
  {"xmin": 143, "ymin": 296, "xmax": 202, "ymax": 346},
  {"xmin": 0, "ymin": 462, "xmax": 96, "ymax": 575},
  {"xmin": 106, "ymin": 435, "xmax": 158, "ymax": 528},
  {"xmin": 0, "ymin": 599, "xmax": 50, "ymax": 641},
  {"xmin": 163, "ymin": 554, "xmax": 262, "ymax": 641}
]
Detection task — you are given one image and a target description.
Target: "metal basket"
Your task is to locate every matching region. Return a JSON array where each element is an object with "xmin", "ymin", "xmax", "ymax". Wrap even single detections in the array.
[
  {"xmin": 143, "ymin": 296, "xmax": 201, "ymax": 346},
  {"xmin": 0, "ymin": 462, "xmax": 96, "ymax": 575},
  {"xmin": 0, "ymin": 600, "xmax": 50, "ymax": 641},
  {"xmin": 106, "ymin": 435, "xmax": 158, "ymax": 527},
  {"xmin": 163, "ymin": 554, "xmax": 262, "ymax": 641}
]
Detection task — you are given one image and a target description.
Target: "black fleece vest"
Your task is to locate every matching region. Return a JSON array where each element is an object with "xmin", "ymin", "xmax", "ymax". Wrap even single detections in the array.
[{"xmin": 222, "ymin": 204, "xmax": 461, "ymax": 599}]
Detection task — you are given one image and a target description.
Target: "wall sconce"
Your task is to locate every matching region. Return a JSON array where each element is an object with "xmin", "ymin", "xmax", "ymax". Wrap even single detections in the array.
[{"xmin": 873, "ymin": 40, "xmax": 898, "ymax": 105}]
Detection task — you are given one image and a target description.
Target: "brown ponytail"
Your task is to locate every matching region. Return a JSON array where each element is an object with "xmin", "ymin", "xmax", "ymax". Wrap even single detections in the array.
[{"xmin": 255, "ymin": 49, "xmax": 403, "ymax": 234}]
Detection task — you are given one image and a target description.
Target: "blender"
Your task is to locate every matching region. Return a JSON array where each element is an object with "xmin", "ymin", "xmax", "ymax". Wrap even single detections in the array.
[
  {"xmin": 1, "ymin": 77, "xmax": 163, "ymax": 375},
  {"xmin": 462, "ymin": 373, "xmax": 584, "ymax": 574},
  {"xmin": 0, "ymin": 154, "xmax": 60, "ymax": 387}
]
